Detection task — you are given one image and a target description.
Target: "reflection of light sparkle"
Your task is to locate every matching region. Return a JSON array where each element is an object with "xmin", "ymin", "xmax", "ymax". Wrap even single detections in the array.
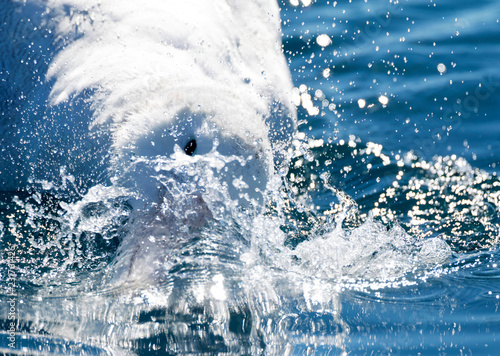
[
  {"xmin": 378, "ymin": 95, "xmax": 389, "ymax": 105},
  {"xmin": 290, "ymin": 0, "xmax": 312, "ymax": 6},
  {"xmin": 210, "ymin": 274, "xmax": 227, "ymax": 301},
  {"xmin": 316, "ymin": 34, "xmax": 332, "ymax": 47}
]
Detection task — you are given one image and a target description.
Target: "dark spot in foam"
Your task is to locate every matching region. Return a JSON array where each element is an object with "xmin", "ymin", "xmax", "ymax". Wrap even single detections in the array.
[{"xmin": 184, "ymin": 139, "xmax": 197, "ymax": 156}]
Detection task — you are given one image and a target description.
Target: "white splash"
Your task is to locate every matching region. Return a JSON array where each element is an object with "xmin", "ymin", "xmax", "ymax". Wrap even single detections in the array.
[{"xmin": 6, "ymin": 0, "xmax": 297, "ymax": 203}]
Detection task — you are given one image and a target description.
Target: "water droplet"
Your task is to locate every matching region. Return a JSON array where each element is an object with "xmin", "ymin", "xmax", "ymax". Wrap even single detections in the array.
[
  {"xmin": 437, "ymin": 63, "xmax": 446, "ymax": 74},
  {"xmin": 316, "ymin": 34, "xmax": 332, "ymax": 47}
]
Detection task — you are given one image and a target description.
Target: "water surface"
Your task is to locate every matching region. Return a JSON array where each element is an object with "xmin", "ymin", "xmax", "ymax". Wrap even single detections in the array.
[{"xmin": 1, "ymin": 0, "xmax": 500, "ymax": 354}]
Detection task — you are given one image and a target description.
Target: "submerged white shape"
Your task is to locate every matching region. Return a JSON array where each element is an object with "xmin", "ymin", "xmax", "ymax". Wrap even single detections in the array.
[{"xmin": 7, "ymin": 0, "xmax": 296, "ymax": 283}]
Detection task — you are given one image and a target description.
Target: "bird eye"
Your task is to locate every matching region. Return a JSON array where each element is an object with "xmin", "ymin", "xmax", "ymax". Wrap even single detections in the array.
[{"xmin": 184, "ymin": 139, "xmax": 197, "ymax": 156}]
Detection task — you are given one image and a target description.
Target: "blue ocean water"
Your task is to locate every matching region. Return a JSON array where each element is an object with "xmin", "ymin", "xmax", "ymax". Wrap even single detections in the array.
[
  {"xmin": 280, "ymin": 0, "xmax": 500, "ymax": 354},
  {"xmin": 1, "ymin": 0, "xmax": 500, "ymax": 355}
]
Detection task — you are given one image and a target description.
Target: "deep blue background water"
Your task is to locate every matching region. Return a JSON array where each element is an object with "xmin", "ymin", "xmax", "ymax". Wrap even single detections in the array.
[
  {"xmin": 1, "ymin": 0, "xmax": 500, "ymax": 355},
  {"xmin": 281, "ymin": 0, "xmax": 500, "ymax": 354},
  {"xmin": 282, "ymin": 0, "xmax": 500, "ymax": 171}
]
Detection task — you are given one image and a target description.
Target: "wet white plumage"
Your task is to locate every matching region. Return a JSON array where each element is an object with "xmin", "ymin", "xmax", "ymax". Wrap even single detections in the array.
[{"xmin": 3, "ymin": 0, "xmax": 296, "ymax": 205}]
